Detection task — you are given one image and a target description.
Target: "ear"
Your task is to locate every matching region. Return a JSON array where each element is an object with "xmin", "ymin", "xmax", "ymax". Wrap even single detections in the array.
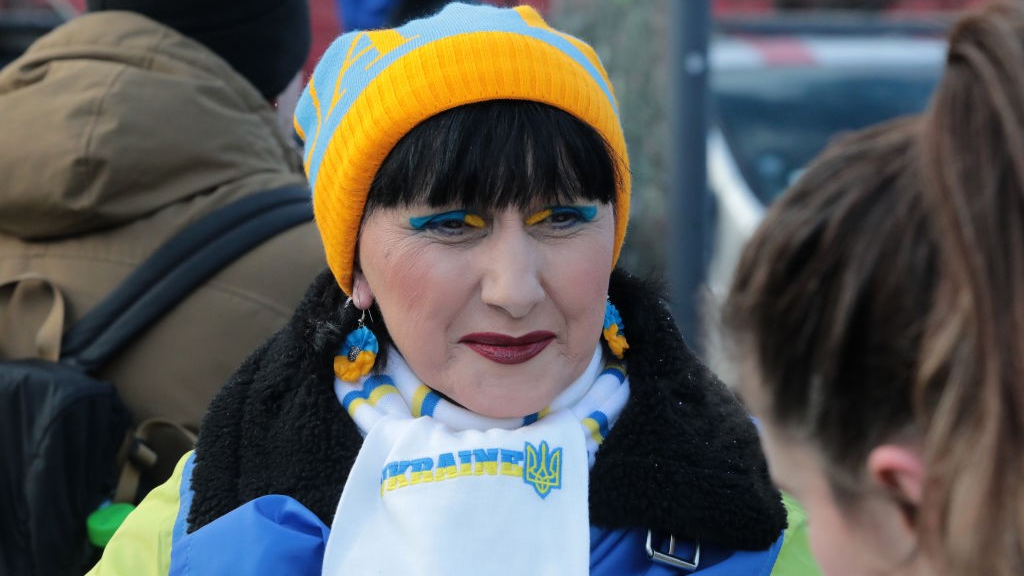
[
  {"xmin": 866, "ymin": 443, "xmax": 925, "ymax": 530},
  {"xmin": 350, "ymin": 268, "xmax": 375, "ymax": 310}
]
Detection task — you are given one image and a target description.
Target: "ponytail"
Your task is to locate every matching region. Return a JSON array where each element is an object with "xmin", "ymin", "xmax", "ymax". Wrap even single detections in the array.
[
  {"xmin": 917, "ymin": 3, "xmax": 1024, "ymax": 573},
  {"xmin": 725, "ymin": 4, "xmax": 1024, "ymax": 574}
]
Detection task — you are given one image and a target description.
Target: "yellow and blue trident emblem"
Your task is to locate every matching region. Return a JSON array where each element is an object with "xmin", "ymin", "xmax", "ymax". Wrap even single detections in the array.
[{"xmin": 523, "ymin": 441, "xmax": 562, "ymax": 499}]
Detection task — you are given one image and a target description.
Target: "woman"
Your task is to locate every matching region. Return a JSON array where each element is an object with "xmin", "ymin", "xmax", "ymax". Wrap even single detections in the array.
[
  {"xmin": 89, "ymin": 4, "xmax": 815, "ymax": 575},
  {"xmin": 724, "ymin": 3, "xmax": 1024, "ymax": 576}
]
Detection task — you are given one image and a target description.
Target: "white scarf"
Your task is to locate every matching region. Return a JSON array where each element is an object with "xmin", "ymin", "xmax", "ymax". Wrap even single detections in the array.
[{"xmin": 322, "ymin": 345, "xmax": 629, "ymax": 576}]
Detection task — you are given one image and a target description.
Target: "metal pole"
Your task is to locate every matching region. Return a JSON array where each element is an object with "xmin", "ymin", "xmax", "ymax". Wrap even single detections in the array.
[{"xmin": 668, "ymin": 0, "xmax": 711, "ymax": 351}]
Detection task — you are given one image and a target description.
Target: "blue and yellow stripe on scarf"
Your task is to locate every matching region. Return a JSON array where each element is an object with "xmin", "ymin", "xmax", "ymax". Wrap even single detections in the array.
[
  {"xmin": 521, "ymin": 358, "xmax": 626, "ymax": 448},
  {"xmin": 340, "ymin": 375, "xmax": 399, "ymax": 419},
  {"xmin": 581, "ymin": 411, "xmax": 612, "ymax": 445},
  {"xmin": 579, "ymin": 360, "xmax": 625, "ymax": 444},
  {"xmin": 411, "ymin": 385, "xmax": 444, "ymax": 418}
]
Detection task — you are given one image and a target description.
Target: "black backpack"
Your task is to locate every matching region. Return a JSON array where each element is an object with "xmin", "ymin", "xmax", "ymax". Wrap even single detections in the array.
[{"xmin": 0, "ymin": 186, "xmax": 313, "ymax": 576}]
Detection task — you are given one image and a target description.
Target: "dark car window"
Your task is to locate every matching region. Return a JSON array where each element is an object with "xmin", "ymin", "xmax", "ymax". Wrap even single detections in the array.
[
  {"xmin": 713, "ymin": 65, "xmax": 942, "ymax": 204},
  {"xmin": 0, "ymin": 7, "xmax": 64, "ymax": 68}
]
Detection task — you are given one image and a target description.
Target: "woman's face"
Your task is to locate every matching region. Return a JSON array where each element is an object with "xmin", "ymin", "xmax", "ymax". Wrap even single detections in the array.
[
  {"xmin": 757, "ymin": 420, "xmax": 889, "ymax": 576},
  {"xmin": 744, "ymin": 376, "xmax": 932, "ymax": 576},
  {"xmin": 355, "ymin": 201, "xmax": 615, "ymax": 418}
]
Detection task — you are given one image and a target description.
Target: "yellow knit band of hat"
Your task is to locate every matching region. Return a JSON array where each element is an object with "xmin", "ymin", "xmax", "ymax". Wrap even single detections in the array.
[{"xmin": 295, "ymin": 3, "xmax": 630, "ymax": 294}]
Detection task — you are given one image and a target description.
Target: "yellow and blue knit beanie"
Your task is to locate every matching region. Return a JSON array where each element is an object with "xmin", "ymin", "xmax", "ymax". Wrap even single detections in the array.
[{"xmin": 295, "ymin": 2, "xmax": 630, "ymax": 294}]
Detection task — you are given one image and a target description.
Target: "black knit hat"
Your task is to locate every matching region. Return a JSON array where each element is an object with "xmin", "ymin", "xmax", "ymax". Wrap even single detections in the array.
[{"xmin": 87, "ymin": 0, "xmax": 311, "ymax": 100}]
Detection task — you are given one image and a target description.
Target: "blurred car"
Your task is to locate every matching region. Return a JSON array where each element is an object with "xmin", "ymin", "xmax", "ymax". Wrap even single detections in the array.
[
  {"xmin": 0, "ymin": 2, "xmax": 65, "ymax": 68},
  {"xmin": 702, "ymin": 17, "xmax": 947, "ymax": 379}
]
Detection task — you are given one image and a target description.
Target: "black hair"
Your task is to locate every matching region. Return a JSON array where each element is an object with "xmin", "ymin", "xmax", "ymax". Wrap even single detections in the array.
[{"xmin": 364, "ymin": 99, "xmax": 621, "ymax": 216}]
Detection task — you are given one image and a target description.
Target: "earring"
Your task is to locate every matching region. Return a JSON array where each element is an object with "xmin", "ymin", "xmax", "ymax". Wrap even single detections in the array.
[
  {"xmin": 335, "ymin": 305, "xmax": 379, "ymax": 382},
  {"xmin": 603, "ymin": 299, "xmax": 629, "ymax": 359}
]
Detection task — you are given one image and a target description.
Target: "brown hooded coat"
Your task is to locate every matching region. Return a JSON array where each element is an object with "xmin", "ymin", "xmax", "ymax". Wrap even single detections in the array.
[{"xmin": 0, "ymin": 12, "xmax": 326, "ymax": 434}]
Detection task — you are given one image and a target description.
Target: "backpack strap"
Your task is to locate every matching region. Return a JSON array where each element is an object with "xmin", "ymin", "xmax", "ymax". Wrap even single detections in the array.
[
  {"xmin": 61, "ymin": 184, "xmax": 313, "ymax": 372},
  {"xmin": 113, "ymin": 417, "xmax": 199, "ymax": 504},
  {"xmin": 0, "ymin": 273, "xmax": 66, "ymax": 361}
]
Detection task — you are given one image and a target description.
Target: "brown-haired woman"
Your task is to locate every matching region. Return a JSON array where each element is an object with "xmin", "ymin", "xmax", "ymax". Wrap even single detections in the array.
[{"xmin": 723, "ymin": 2, "xmax": 1024, "ymax": 576}]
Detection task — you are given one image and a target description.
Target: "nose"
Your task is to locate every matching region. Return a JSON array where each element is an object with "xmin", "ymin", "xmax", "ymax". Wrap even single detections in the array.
[{"xmin": 479, "ymin": 221, "xmax": 545, "ymax": 319}]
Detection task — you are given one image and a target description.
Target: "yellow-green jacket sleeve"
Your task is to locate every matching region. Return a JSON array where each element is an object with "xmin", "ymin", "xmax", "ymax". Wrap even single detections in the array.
[{"xmin": 86, "ymin": 452, "xmax": 191, "ymax": 576}]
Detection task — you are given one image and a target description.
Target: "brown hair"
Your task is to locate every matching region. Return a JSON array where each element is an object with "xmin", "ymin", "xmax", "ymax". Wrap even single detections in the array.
[{"xmin": 724, "ymin": 2, "xmax": 1024, "ymax": 574}]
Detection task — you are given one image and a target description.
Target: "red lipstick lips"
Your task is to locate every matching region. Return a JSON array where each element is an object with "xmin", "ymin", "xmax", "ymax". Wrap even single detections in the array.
[{"xmin": 459, "ymin": 331, "xmax": 555, "ymax": 365}]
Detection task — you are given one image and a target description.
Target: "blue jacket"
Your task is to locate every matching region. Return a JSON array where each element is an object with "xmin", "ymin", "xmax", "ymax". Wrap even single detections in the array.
[
  {"xmin": 89, "ymin": 270, "xmax": 821, "ymax": 576},
  {"xmin": 91, "ymin": 453, "xmax": 815, "ymax": 575}
]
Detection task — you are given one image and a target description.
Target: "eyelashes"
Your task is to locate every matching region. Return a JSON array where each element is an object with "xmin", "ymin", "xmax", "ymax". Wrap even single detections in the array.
[
  {"xmin": 409, "ymin": 210, "xmax": 486, "ymax": 235},
  {"xmin": 524, "ymin": 205, "xmax": 598, "ymax": 227},
  {"xmin": 409, "ymin": 205, "xmax": 598, "ymax": 237}
]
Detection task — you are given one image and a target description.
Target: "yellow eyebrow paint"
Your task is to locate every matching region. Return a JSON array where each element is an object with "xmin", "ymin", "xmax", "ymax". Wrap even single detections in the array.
[{"xmin": 524, "ymin": 208, "xmax": 553, "ymax": 226}]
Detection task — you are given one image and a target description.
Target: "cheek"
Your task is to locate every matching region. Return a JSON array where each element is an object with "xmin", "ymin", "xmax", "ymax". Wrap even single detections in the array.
[
  {"xmin": 375, "ymin": 253, "xmax": 432, "ymax": 308},
  {"xmin": 802, "ymin": 493, "xmax": 882, "ymax": 576},
  {"xmin": 364, "ymin": 243, "xmax": 469, "ymax": 343},
  {"xmin": 806, "ymin": 512, "xmax": 840, "ymax": 573},
  {"xmin": 545, "ymin": 244, "xmax": 614, "ymax": 337},
  {"xmin": 363, "ymin": 230, "xmax": 446, "ymax": 300},
  {"xmin": 807, "ymin": 512, "xmax": 859, "ymax": 576}
]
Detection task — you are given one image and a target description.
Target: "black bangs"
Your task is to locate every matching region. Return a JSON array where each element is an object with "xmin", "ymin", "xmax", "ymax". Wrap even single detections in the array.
[{"xmin": 364, "ymin": 100, "xmax": 620, "ymax": 215}]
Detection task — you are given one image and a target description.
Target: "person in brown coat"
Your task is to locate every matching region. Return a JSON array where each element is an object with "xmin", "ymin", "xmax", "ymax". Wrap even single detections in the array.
[{"xmin": 0, "ymin": 0, "xmax": 326, "ymax": 484}]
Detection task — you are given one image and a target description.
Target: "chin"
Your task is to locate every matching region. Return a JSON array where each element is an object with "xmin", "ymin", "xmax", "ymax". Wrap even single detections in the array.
[
  {"xmin": 463, "ymin": 394, "xmax": 548, "ymax": 419},
  {"xmin": 467, "ymin": 402, "xmax": 532, "ymax": 419}
]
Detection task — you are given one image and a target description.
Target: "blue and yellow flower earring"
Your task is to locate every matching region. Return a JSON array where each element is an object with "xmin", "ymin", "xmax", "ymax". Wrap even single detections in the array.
[
  {"xmin": 335, "ymin": 301, "xmax": 379, "ymax": 382},
  {"xmin": 603, "ymin": 299, "xmax": 629, "ymax": 359}
]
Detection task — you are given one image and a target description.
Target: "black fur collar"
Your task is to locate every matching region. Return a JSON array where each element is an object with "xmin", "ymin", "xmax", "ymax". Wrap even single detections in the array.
[{"xmin": 188, "ymin": 268, "xmax": 786, "ymax": 550}]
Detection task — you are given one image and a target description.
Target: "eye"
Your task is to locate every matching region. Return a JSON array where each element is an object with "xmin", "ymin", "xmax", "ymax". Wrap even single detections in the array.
[
  {"xmin": 429, "ymin": 218, "xmax": 467, "ymax": 233},
  {"xmin": 525, "ymin": 205, "xmax": 598, "ymax": 229},
  {"xmin": 548, "ymin": 208, "xmax": 585, "ymax": 225},
  {"xmin": 409, "ymin": 210, "xmax": 485, "ymax": 237}
]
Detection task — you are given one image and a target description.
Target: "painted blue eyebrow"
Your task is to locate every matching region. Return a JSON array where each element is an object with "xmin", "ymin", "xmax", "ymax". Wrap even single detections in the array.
[{"xmin": 555, "ymin": 205, "xmax": 598, "ymax": 220}]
